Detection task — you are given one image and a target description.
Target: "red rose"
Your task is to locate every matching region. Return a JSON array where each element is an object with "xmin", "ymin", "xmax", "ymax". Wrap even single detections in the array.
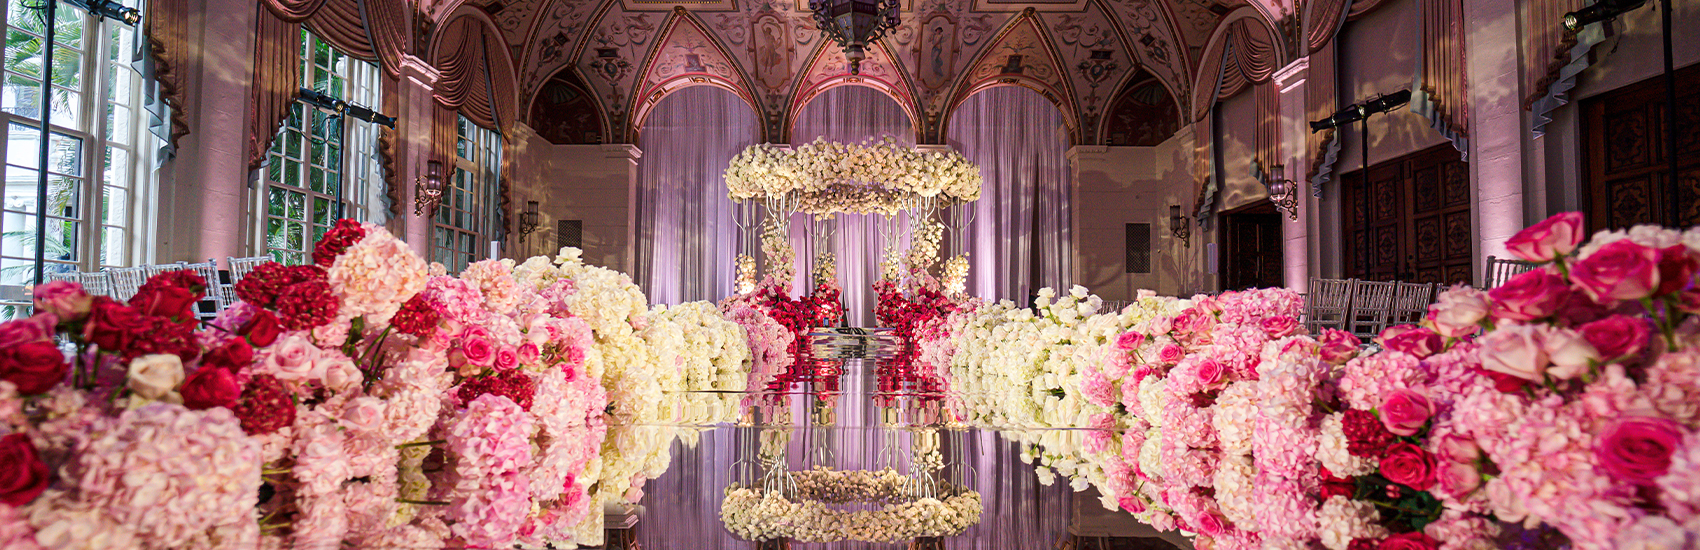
[
  {"xmin": 1488, "ymin": 270, "xmax": 1571, "ymax": 321},
  {"xmin": 1678, "ymin": 288, "xmax": 1700, "ymax": 314},
  {"xmin": 242, "ymin": 310, "xmax": 282, "ymax": 347},
  {"xmin": 1348, "ymin": 540, "xmax": 1383, "ymax": 550},
  {"xmin": 1595, "ymin": 416, "xmax": 1684, "ymax": 485},
  {"xmin": 1571, "ymin": 240, "xmax": 1662, "ymax": 302},
  {"xmin": 1382, "ymin": 327, "xmax": 1444, "ymax": 358},
  {"xmin": 0, "ymin": 433, "xmax": 49, "ymax": 506},
  {"xmin": 1504, "ymin": 212, "xmax": 1584, "ymax": 263},
  {"xmin": 122, "ymin": 317, "xmax": 201, "ymax": 362},
  {"xmin": 202, "ymin": 339, "xmax": 256, "ymax": 371},
  {"xmin": 1473, "ymin": 366, "xmax": 1530, "ymax": 393},
  {"xmin": 139, "ymin": 270, "xmax": 207, "ymax": 298},
  {"xmin": 84, "ymin": 297, "xmax": 147, "ymax": 351},
  {"xmin": 0, "ymin": 314, "xmax": 58, "ymax": 348},
  {"xmin": 1656, "ymin": 245, "xmax": 1698, "ymax": 297},
  {"xmin": 180, "ymin": 366, "xmax": 241, "ymax": 411},
  {"xmin": 0, "ymin": 341, "xmax": 69, "ymax": 394},
  {"xmin": 1378, "ymin": 532, "xmax": 1439, "ymax": 550},
  {"xmin": 1320, "ymin": 465, "xmax": 1357, "ymax": 501},
  {"xmin": 1579, "ymin": 315, "xmax": 1650, "ymax": 362},
  {"xmin": 130, "ymin": 284, "xmax": 198, "ymax": 324},
  {"xmin": 1378, "ymin": 442, "xmax": 1437, "ymax": 490}
]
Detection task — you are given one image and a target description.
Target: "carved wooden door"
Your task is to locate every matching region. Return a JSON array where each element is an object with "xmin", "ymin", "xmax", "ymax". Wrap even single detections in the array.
[
  {"xmin": 1221, "ymin": 203, "xmax": 1284, "ymax": 290},
  {"xmin": 1582, "ymin": 65, "xmax": 1700, "ymax": 232},
  {"xmin": 1343, "ymin": 145, "xmax": 1473, "ymax": 284}
]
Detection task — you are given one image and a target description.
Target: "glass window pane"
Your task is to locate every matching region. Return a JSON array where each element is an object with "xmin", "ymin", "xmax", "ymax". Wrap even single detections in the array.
[
  {"xmin": 2, "ymin": 71, "xmax": 39, "ymax": 119},
  {"xmin": 48, "ymin": 132, "xmax": 79, "ymax": 176},
  {"xmin": 102, "ymin": 185, "xmax": 126, "ymax": 226},
  {"xmin": 1, "ymin": 212, "xmax": 36, "ymax": 256},
  {"xmin": 103, "ymin": 147, "xmax": 128, "ymax": 189},
  {"xmin": 0, "ymin": 257, "xmax": 36, "ymax": 286},
  {"xmin": 101, "ymin": 225, "xmax": 125, "ymax": 266},
  {"xmin": 286, "ymin": 190, "xmax": 304, "ymax": 220},
  {"xmin": 5, "ymin": 29, "xmax": 44, "ymax": 80},
  {"xmin": 105, "ymin": 104, "xmax": 131, "ymax": 142},
  {"xmin": 46, "ymin": 175, "xmax": 77, "ymax": 218}
]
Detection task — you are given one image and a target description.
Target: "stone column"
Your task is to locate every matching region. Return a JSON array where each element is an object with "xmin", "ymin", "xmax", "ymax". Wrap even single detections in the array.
[
  {"xmin": 1464, "ymin": 0, "xmax": 1528, "ymax": 282},
  {"xmin": 1274, "ymin": 58, "xmax": 1313, "ymax": 294},
  {"xmin": 390, "ymin": 55, "xmax": 442, "ymax": 260}
]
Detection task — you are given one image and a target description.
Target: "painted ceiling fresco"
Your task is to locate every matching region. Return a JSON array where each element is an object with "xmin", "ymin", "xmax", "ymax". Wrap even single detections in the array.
[{"xmin": 454, "ymin": 0, "xmax": 1298, "ymax": 146}]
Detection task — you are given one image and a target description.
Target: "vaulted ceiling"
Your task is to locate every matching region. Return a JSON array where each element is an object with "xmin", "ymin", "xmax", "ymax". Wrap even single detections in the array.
[{"xmin": 425, "ymin": 0, "xmax": 1300, "ymax": 146}]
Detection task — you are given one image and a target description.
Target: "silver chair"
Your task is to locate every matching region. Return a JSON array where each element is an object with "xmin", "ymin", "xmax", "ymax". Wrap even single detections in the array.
[
  {"xmin": 1304, "ymin": 278, "xmax": 1355, "ymax": 333},
  {"xmin": 1347, "ymin": 279, "xmax": 1399, "ymax": 340},
  {"xmin": 1483, "ymin": 255, "xmax": 1537, "ymax": 289},
  {"xmin": 1389, "ymin": 281, "xmax": 1438, "ymax": 327},
  {"xmin": 78, "ymin": 271, "xmax": 113, "ymax": 297},
  {"xmin": 227, "ymin": 256, "xmax": 273, "ymax": 286},
  {"xmin": 106, "ymin": 266, "xmax": 148, "ymax": 302},
  {"xmin": 181, "ymin": 259, "xmax": 224, "ymax": 321}
]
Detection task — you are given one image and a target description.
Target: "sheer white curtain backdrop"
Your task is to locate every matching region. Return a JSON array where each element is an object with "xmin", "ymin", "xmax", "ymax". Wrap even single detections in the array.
[
  {"xmin": 634, "ymin": 86, "xmax": 761, "ymax": 305},
  {"xmin": 947, "ymin": 86, "xmax": 1074, "ymax": 304}
]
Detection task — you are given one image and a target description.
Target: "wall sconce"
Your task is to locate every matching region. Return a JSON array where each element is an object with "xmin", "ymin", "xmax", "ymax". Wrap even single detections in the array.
[
  {"xmin": 1169, "ymin": 205, "xmax": 1191, "ymax": 248},
  {"xmin": 518, "ymin": 200, "xmax": 541, "ymax": 242},
  {"xmin": 1264, "ymin": 164, "xmax": 1301, "ymax": 221},
  {"xmin": 414, "ymin": 160, "xmax": 444, "ymax": 216}
]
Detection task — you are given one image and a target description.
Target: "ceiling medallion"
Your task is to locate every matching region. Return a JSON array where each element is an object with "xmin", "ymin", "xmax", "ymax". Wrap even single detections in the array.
[{"xmin": 809, "ymin": 0, "xmax": 900, "ymax": 75}]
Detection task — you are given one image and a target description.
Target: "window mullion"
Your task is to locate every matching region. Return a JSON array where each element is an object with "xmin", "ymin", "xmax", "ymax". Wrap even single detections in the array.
[{"xmin": 82, "ymin": 16, "xmax": 108, "ymax": 270}]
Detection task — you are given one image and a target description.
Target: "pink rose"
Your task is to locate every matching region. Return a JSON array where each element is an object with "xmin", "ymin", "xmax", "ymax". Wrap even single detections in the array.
[
  {"xmin": 1157, "ymin": 344, "xmax": 1185, "ymax": 364},
  {"xmin": 1375, "ymin": 324, "xmax": 1420, "ymax": 348},
  {"xmin": 1427, "ymin": 286, "xmax": 1488, "ymax": 338},
  {"xmin": 319, "ymin": 357, "xmax": 360, "ymax": 392},
  {"xmin": 1434, "ymin": 460, "xmax": 1482, "ymax": 498},
  {"xmin": 1678, "ymin": 288, "xmax": 1700, "ymax": 314},
  {"xmin": 1487, "ymin": 270, "xmax": 1571, "ymax": 321},
  {"xmin": 1383, "ymin": 327, "xmax": 1444, "ymax": 358},
  {"xmin": 1379, "ymin": 442, "xmax": 1437, "ymax": 490},
  {"xmin": 32, "ymin": 281, "xmax": 91, "ymax": 323},
  {"xmin": 1571, "ymin": 239, "xmax": 1661, "ymax": 302},
  {"xmin": 1504, "ymin": 211, "xmax": 1584, "ymax": 262},
  {"xmin": 460, "ymin": 333, "xmax": 495, "ymax": 367},
  {"xmin": 1580, "ymin": 315, "xmax": 1650, "ymax": 362},
  {"xmin": 1118, "ymin": 496, "xmax": 1147, "ymax": 514},
  {"xmin": 1379, "ymin": 389, "xmax": 1433, "ymax": 436},
  {"xmin": 1478, "ymin": 324, "xmax": 1547, "ymax": 381},
  {"xmin": 1541, "ymin": 326, "xmax": 1598, "ymax": 380},
  {"xmin": 1193, "ymin": 512, "xmax": 1226, "ymax": 537},
  {"xmin": 494, "ymin": 346, "xmax": 519, "ymax": 370},
  {"xmin": 1116, "ymin": 331, "xmax": 1146, "ymax": 351},
  {"xmin": 1378, "ymin": 531, "xmax": 1440, "ymax": 550},
  {"xmin": 517, "ymin": 343, "xmax": 541, "ymax": 365},
  {"xmin": 0, "ymin": 314, "xmax": 57, "ymax": 348},
  {"xmin": 1595, "ymin": 416, "xmax": 1684, "ymax": 485},
  {"xmin": 1195, "ymin": 359, "xmax": 1227, "ymax": 390},
  {"xmin": 1656, "ymin": 245, "xmax": 1698, "ymax": 296},
  {"xmin": 340, "ymin": 396, "xmax": 385, "ymax": 432},
  {"xmin": 1318, "ymin": 329, "xmax": 1362, "ymax": 364},
  {"xmin": 263, "ymin": 334, "xmax": 320, "ymax": 381},
  {"xmin": 1433, "ymin": 433, "xmax": 1480, "ymax": 463},
  {"xmin": 1260, "ymin": 315, "xmax": 1300, "ymax": 338}
]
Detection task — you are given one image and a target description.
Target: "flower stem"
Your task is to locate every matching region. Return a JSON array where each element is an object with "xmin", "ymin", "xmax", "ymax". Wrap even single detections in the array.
[{"xmin": 394, "ymin": 439, "xmax": 445, "ymax": 449}]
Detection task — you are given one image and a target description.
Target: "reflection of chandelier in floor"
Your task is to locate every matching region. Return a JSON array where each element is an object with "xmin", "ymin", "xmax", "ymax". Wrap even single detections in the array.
[{"xmin": 721, "ymin": 402, "xmax": 983, "ymax": 544}]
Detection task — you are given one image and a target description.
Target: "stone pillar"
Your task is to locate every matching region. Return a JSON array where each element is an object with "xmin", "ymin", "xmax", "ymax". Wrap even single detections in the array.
[
  {"xmin": 156, "ymin": 0, "xmax": 258, "ymax": 265},
  {"xmin": 1464, "ymin": 0, "xmax": 1527, "ymax": 283},
  {"xmin": 390, "ymin": 55, "xmax": 442, "ymax": 261},
  {"xmin": 1274, "ymin": 58, "xmax": 1313, "ymax": 294}
]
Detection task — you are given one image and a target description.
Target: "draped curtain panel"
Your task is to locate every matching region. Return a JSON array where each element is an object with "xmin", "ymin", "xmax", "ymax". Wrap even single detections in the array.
[
  {"xmin": 142, "ymin": 0, "xmax": 191, "ymax": 150},
  {"xmin": 947, "ymin": 86, "xmax": 1073, "ymax": 304},
  {"xmin": 431, "ymin": 14, "xmax": 518, "ymax": 135},
  {"xmin": 1522, "ymin": 0, "xmax": 1609, "ymax": 137},
  {"xmin": 791, "ymin": 85, "xmax": 915, "ymax": 326},
  {"xmin": 247, "ymin": 9, "xmax": 304, "ymax": 171},
  {"xmin": 1307, "ymin": 45, "xmax": 1344, "ymax": 194},
  {"xmin": 634, "ymin": 86, "xmax": 760, "ymax": 305},
  {"xmin": 1253, "ymin": 81, "xmax": 1281, "ymax": 182},
  {"xmin": 1412, "ymin": 0, "xmax": 1469, "ymax": 158}
]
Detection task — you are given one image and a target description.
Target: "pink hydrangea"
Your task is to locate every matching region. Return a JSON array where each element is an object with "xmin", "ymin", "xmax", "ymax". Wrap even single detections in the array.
[
  {"xmin": 450, "ymin": 472, "xmax": 532, "ymax": 547},
  {"xmin": 1338, "ymin": 350, "xmax": 1429, "ymax": 411},
  {"xmin": 447, "ymin": 393, "xmax": 536, "ymax": 479}
]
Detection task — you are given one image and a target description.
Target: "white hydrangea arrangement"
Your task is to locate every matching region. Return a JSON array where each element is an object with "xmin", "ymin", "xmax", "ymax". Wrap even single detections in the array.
[{"xmin": 724, "ymin": 137, "xmax": 982, "ymax": 216}]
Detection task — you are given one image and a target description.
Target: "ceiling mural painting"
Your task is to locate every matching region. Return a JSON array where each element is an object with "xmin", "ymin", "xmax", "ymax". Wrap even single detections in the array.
[{"xmin": 493, "ymin": 0, "xmax": 1302, "ymax": 148}]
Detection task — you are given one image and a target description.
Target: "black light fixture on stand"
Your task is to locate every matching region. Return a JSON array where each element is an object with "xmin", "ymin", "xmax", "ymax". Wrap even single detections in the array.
[
  {"xmin": 810, "ymin": 0, "xmax": 900, "ymax": 75},
  {"xmin": 518, "ymin": 200, "xmax": 540, "ymax": 243},
  {"xmin": 294, "ymin": 87, "xmax": 395, "ymax": 221},
  {"xmin": 1563, "ymin": 0, "xmax": 1650, "ymax": 31},
  {"xmin": 1170, "ymin": 205, "xmax": 1191, "ymax": 248},
  {"xmin": 1310, "ymin": 89, "xmax": 1411, "ymax": 199},
  {"xmin": 23, "ymin": 0, "xmax": 141, "ymax": 287}
]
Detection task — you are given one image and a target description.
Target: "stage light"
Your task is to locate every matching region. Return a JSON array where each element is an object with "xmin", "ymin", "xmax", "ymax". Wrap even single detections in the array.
[
  {"xmin": 1565, "ymin": 0, "xmax": 1650, "ymax": 32},
  {"xmin": 297, "ymin": 88, "xmax": 396, "ymax": 128},
  {"xmin": 63, "ymin": 0, "xmax": 140, "ymax": 25},
  {"xmin": 1308, "ymin": 89, "xmax": 1410, "ymax": 132}
]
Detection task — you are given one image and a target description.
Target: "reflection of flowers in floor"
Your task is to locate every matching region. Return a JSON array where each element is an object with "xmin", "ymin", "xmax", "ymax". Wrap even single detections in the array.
[{"xmin": 721, "ymin": 467, "xmax": 982, "ymax": 543}]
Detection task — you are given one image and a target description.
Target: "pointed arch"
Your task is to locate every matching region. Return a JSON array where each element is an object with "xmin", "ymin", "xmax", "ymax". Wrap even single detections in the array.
[
  {"xmin": 789, "ymin": 39, "xmax": 921, "ymax": 144},
  {"xmin": 940, "ymin": 9, "xmax": 1079, "ymax": 144},
  {"xmin": 628, "ymin": 8, "xmax": 764, "ymax": 141}
]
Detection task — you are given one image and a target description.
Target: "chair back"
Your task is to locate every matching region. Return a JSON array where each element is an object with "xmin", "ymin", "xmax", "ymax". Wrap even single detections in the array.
[
  {"xmin": 228, "ymin": 256, "xmax": 273, "ymax": 286},
  {"xmin": 77, "ymin": 272, "xmax": 113, "ymax": 297},
  {"xmin": 1483, "ymin": 255, "xmax": 1537, "ymax": 289},
  {"xmin": 43, "ymin": 271, "xmax": 77, "ymax": 284},
  {"xmin": 1347, "ymin": 279, "xmax": 1399, "ymax": 340},
  {"xmin": 181, "ymin": 259, "xmax": 224, "ymax": 321},
  {"xmin": 1304, "ymin": 277, "xmax": 1355, "ymax": 333},
  {"xmin": 106, "ymin": 266, "xmax": 148, "ymax": 302},
  {"xmin": 1389, "ymin": 282, "xmax": 1438, "ymax": 326}
]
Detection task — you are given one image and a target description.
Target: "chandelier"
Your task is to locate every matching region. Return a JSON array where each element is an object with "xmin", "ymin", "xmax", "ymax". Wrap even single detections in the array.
[{"xmin": 810, "ymin": 0, "xmax": 900, "ymax": 75}]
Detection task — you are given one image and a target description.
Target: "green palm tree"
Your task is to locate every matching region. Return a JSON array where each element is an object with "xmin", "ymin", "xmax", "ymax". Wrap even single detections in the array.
[{"xmin": 5, "ymin": 2, "xmax": 86, "ymax": 114}]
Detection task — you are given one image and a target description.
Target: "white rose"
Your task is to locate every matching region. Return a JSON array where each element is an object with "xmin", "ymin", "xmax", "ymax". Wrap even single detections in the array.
[{"xmin": 126, "ymin": 354, "xmax": 184, "ymax": 400}]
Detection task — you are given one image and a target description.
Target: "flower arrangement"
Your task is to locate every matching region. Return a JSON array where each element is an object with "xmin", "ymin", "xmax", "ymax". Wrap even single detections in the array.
[
  {"xmin": 720, "ymin": 468, "xmax": 982, "ymax": 543},
  {"xmin": 724, "ymin": 137, "xmax": 982, "ymax": 216}
]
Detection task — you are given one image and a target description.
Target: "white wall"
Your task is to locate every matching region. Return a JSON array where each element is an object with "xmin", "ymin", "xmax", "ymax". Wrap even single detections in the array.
[
  {"xmin": 1215, "ymin": 91, "xmax": 1263, "ymax": 213},
  {"xmin": 1335, "ymin": 0, "xmax": 1451, "ymax": 173},
  {"xmin": 1071, "ymin": 125, "xmax": 1211, "ymax": 300},
  {"xmin": 505, "ymin": 122, "xmax": 639, "ymax": 273}
]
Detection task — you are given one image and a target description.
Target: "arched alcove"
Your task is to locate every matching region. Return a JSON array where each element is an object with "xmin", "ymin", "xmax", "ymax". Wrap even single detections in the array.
[
  {"xmin": 945, "ymin": 85, "xmax": 1071, "ymax": 303},
  {"xmin": 633, "ymin": 85, "xmax": 761, "ymax": 305},
  {"xmin": 528, "ymin": 68, "xmax": 605, "ymax": 145}
]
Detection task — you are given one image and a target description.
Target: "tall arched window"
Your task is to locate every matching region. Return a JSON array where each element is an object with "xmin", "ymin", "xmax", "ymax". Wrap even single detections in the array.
[
  {"xmin": 432, "ymin": 115, "xmax": 501, "ymax": 273},
  {"xmin": 258, "ymin": 29, "xmax": 384, "ymax": 265},
  {"xmin": 0, "ymin": 0, "xmax": 155, "ymax": 287}
]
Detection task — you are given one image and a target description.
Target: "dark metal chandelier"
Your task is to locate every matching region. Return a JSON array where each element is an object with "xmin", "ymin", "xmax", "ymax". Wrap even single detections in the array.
[{"xmin": 810, "ymin": 0, "xmax": 900, "ymax": 75}]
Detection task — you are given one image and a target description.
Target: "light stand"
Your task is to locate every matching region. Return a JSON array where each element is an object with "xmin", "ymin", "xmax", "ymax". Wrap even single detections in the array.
[
  {"xmin": 25, "ymin": 0, "xmax": 140, "ymax": 286},
  {"xmin": 294, "ymin": 87, "xmax": 394, "ymax": 221},
  {"xmin": 1310, "ymin": 89, "xmax": 1411, "ymax": 199}
]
